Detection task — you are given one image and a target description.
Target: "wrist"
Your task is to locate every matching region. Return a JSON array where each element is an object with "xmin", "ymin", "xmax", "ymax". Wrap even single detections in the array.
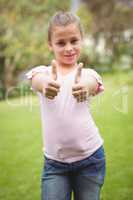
[{"xmin": 84, "ymin": 77, "xmax": 97, "ymax": 96}]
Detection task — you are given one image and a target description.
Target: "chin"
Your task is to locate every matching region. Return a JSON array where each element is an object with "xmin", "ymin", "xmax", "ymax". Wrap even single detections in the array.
[
  {"xmin": 63, "ymin": 62, "xmax": 76, "ymax": 66},
  {"xmin": 64, "ymin": 59, "xmax": 77, "ymax": 65}
]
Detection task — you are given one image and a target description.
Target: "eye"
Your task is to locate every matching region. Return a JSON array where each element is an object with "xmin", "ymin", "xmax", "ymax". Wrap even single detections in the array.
[
  {"xmin": 71, "ymin": 39, "xmax": 79, "ymax": 44},
  {"xmin": 56, "ymin": 41, "xmax": 65, "ymax": 46}
]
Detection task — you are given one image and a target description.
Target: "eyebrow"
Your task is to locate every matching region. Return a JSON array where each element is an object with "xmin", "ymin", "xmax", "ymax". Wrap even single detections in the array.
[
  {"xmin": 71, "ymin": 37, "xmax": 79, "ymax": 40},
  {"xmin": 56, "ymin": 36, "xmax": 80, "ymax": 41}
]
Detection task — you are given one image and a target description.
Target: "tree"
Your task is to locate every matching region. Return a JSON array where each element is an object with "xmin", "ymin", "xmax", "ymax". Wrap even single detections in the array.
[
  {"xmin": 0, "ymin": 0, "xmax": 70, "ymax": 99},
  {"xmin": 81, "ymin": 0, "xmax": 133, "ymax": 68}
]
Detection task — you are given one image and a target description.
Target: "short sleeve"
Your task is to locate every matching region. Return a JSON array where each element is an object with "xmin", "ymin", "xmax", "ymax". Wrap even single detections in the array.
[
  {"xmin": 25, "ymin": 65, "xmax": 48, "ymax": 80},
  {"xmin": 25, "ymin": 65, "xmax": 48, "ymax": 92},
  {"xmin": 87, "ymin": 68, "xmax": 104, "ymax": 95}
]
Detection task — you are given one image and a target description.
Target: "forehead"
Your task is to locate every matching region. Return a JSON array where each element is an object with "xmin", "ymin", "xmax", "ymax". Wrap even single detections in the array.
[{"xmin": 51, "ymin": 23, "xmax": 81, "ymax": 40}]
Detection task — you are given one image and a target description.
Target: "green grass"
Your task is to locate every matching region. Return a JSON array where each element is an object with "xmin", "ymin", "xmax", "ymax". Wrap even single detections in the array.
[{"xmin": 0, "ymin": 71, "xmax": 133, "ymax": 200}]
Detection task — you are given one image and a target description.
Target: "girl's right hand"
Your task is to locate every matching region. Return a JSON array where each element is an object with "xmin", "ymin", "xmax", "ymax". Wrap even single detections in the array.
[{"xmin": 43, "ymin": 60, "xmax": 61, "ymax": 100}]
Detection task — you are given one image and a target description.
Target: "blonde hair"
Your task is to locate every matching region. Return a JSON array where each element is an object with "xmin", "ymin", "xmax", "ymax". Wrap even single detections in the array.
[{"xmin": 48, "ymin": 11, "xmax": 84, "ymax": 42}]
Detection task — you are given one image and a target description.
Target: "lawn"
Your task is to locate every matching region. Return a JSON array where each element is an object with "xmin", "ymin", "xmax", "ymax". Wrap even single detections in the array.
[{"xmin": 0, "ymin": 71, "xmax": 133, "ymax": 200}]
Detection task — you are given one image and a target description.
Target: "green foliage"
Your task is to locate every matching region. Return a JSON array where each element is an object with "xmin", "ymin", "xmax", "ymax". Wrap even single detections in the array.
[
  {"xmin": 0, "ymin": 0, "xmax": 133, "ymax": 100},
  {"xmin": 0, "ymin": 0, "xmax": 70, "ymax": 69},
  {"xmin": 77, "ymin": 4, "xmax": 92, "ymax": 34},
  {"xmin": 81, "ymin": 0, "xmax": 133, "ymax": 68},
  {"xmin": 0, "ymin": 0, "xmax": 70, "ymax": 98}
]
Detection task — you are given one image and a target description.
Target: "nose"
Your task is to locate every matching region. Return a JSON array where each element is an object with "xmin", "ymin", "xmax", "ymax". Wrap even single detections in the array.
[{"xmin": 65, "ymin": 43, "xmax": 73, "ymax": 52}]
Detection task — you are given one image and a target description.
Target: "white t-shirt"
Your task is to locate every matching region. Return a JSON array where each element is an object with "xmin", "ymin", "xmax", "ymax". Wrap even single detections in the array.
[{"xmin": 26, "ymin": 65, "xmax": 104, "ymax": 163}]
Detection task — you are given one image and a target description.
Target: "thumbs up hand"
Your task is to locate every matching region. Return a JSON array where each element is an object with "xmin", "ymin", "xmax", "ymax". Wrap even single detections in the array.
[
  {"xmin": 72, "ymin": 63, "xmax": 88, "ymax": 103},
  {"xmin": 43, "ymin": 60, "xmax": 61, "ymax": 100}
]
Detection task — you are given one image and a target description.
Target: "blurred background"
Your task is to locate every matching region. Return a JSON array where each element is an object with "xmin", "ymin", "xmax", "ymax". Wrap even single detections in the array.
[{"xmin": 0, "ymin": 0, "xmax": 133, "ymax": 200}]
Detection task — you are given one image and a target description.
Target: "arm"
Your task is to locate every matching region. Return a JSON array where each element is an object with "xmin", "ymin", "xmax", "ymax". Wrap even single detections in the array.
[
  {"xmin": 72, "ymin": 76, "xmax": 98, "ymax": 102},
  {"xmin": 72, "ymin": 66, "xmax": 104, "ymax": 102},
  {"xmin": 26, "ymin": 61, "xmax": 61, "ymax": 99},
  {"xmin": 84, "ymin": 75, "xmax": 98, "ymax": 96},
  {"xmin": 31, "ymin": 73, "xmax": 47, "ymax": 93},
  {"xmin": 31, "ymin": 73, "xmax": 60, "ymax": 99}
]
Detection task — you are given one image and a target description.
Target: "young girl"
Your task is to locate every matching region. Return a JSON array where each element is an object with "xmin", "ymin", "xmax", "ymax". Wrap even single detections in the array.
[{"xmin": 26, "ymin": 11, "xmax": 106, "ymax": 200}]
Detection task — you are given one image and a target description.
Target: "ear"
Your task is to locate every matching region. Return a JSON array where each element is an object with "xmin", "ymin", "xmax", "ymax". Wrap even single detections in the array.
[{"xmin": 48, "ymin": 41, "xmax": 53, "ymax": 51}]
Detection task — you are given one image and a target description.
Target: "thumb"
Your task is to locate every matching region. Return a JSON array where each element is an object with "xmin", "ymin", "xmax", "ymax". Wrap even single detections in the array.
[
  {"xmin": 74, "ymin": 62, "xmax": 83, "ymax": 84},
  {"xmin": 51, "ymin": 59, "xmax": 58, "ymax": 81}
]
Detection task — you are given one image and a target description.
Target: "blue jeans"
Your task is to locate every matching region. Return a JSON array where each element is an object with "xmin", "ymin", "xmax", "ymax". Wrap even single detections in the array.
[{"xmin": 41, "ymin": 146, "xmax": 106, "ymax": 200}]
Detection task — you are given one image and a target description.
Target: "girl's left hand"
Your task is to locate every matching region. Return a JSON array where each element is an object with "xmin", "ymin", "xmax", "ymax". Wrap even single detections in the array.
[{"xmin": 72, "ymin": 63, "xmax": 88, "ymax": 103}]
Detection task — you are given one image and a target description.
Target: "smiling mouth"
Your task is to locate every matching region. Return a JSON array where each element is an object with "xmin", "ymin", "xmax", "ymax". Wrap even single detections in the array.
[{"xmin": 64, "ymin": 54, "xmax": 76, "ymax": 57}]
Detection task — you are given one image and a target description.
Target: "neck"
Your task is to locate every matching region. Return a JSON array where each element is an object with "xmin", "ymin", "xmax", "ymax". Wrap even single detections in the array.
[
  {"xmin": 56, "ymin": 62, "xmax": 77, "ymax": 75},
  {"xmin": 58, "ymin": 62, "xmax": 77, "ymax": 69}
]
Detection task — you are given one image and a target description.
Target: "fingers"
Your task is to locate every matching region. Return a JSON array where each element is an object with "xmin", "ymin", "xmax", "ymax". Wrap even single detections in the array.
[
  {"xmin": 77, "ymin": 96, "xmax": 87, "ymax": 102},
  {"xmin": 73, "ymin": 62, "xmax": 88, "ymax": 102},
  {"xmin": 75, "ymin": 94, "xmax": 88, "ymax": 102},
  {"xmin": 51, "ymin": 60, "xmax": 58, "ymax": 81},
  {"xmin": 72, "ymin": 89, "xmax": 87, "ymax": 97},
  {"xmin": 74, "ymin": 62, "xmax": 83, "ymax": 84},
  {"xmin": 49, "ymin": 80, "xmax": 60, "ymax": 89},
  {"xmin": 72, "ymin": 84, "xmax": 83, "ymax": 91},
  {"xmin": 75, "ymin": 95, "xmax": 88, "ymax": 102},
  {"xmin": 45, "ymin": 87, "xmax": 58, "ymax": 96},
  {"xmin": 45, "ymin": 85, "xmax": 59, "ymax": 96},
  {"xmin": 44, "ymin": 89, "xmax": 58, "ymax": 99},
  {"xmin": 72, "ymin": 89, "xmax": 88, "ymax": 102},
  {"xmin": 45, "ymin": 95, "xmax": 55, "ymax": 100},
  {"xmin": 44, "ymin": 60, "xmax": 60, "ymax": 100},
  {"xmin": 72, "ymin": 85, "xmax": 88, "ymax": 102}
]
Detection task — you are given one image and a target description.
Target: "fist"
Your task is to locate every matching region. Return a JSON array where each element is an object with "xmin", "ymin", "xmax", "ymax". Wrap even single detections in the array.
[
  {"xmin": 72, "ymin": 63, "xmax": 88, "ymax": 103},
  {"xmin": 43, "ymin": 60, "xmax": 61, "ymax": 100}
]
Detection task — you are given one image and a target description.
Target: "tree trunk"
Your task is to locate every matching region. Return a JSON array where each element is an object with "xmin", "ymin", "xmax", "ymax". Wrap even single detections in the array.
[{"xmin": 3, "ymin": 58, "xmax": 16, "ymax": 98}]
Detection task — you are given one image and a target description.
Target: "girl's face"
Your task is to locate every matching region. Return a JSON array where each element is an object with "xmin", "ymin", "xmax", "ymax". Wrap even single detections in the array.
[{"xmin": 48, "ymin": 23, "xmax": 83, "ymax": 68}]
